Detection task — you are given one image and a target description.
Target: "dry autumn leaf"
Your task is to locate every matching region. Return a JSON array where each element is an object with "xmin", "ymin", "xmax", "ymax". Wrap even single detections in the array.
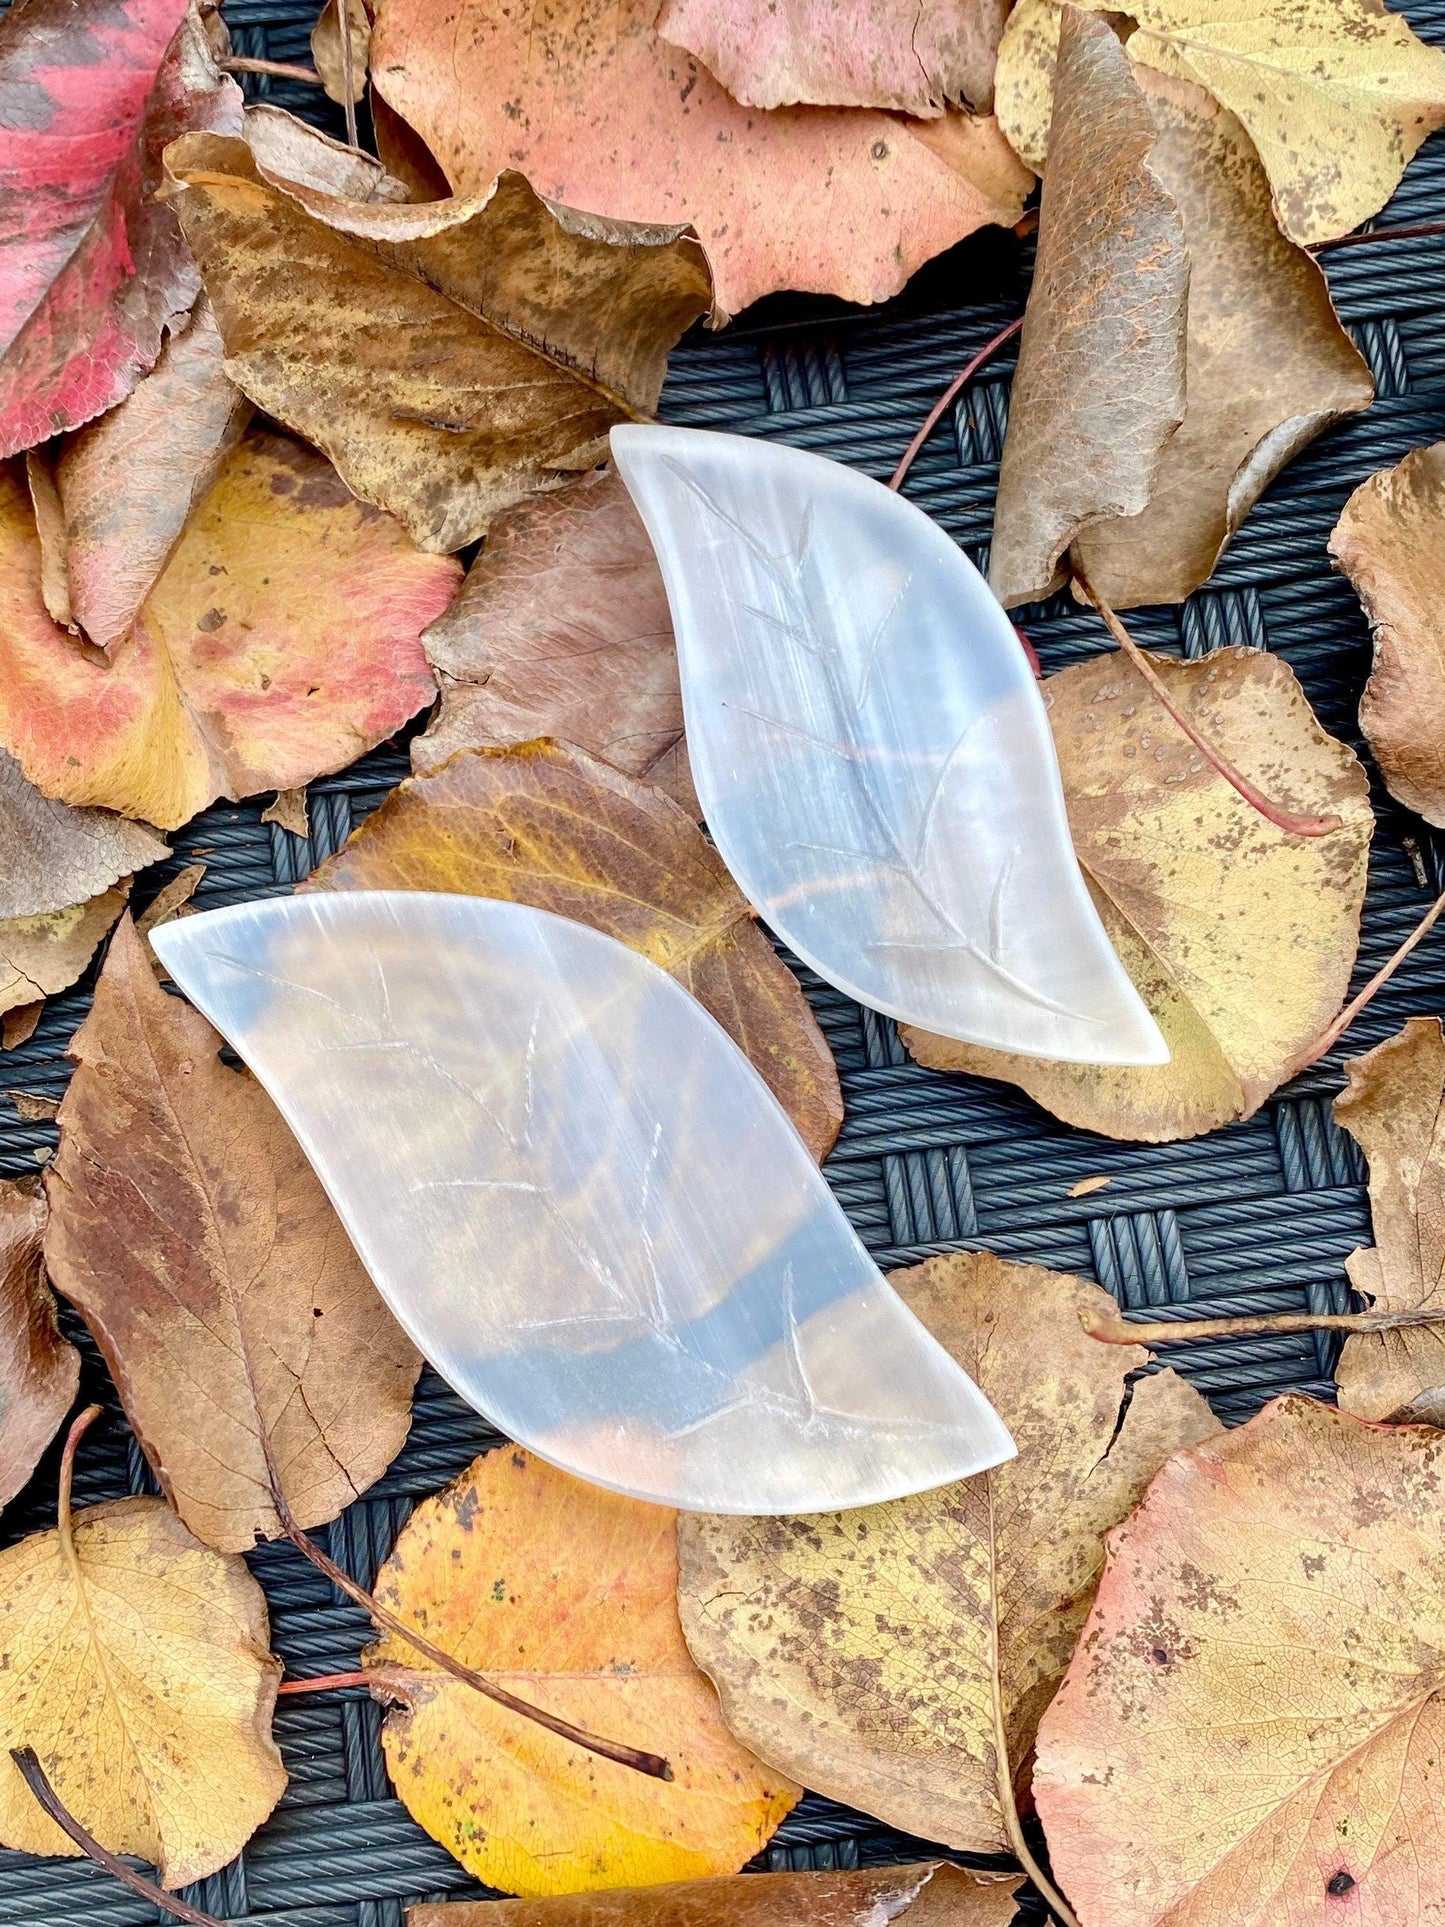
[
  {"xmin": 0, "ymin": 1411, "xmax": 286, "ymax": 1886},
  {"xmin": 1330, "ymin": 442, "xmax": 1445, "ymax": 827},
  {"xmin": 1034, "ymin": 1395, "xmax": 1445, "ymax": 1924},
  {"xmin": 412, "ymin": 469, "xmax": 697, "ymax": 816},
  {"xmin": 410, "ymin": 1862, "xmax": 1022, "ymax": 1927},
  {"xmin": 678, "ymin": 1252, "xmax": 1217, "ymax": 1873},
  {"xmin": 902, "ymin": 648, "xmax": 1373, "ymax": 1141},
  {"xmin": 311, "ymin": 0, "xmax": 370, "ymax": 104},
  {"xmin": 43, "ymin": 914, "xmax": 422, "ymax": 1552},
  {"xmin": 0, "ymin": 749, "xmax": 166, "ymax": 920},
  {"xmin": 304, "ymin": 740, "xmax": 841, "ymax": 1160},
  {"xmin": 0, "ymin": 429, "xmax": 456, "ymax": 830},
  {"xmin": 1333, "ymin": 1018, "xmax": 1445, "ymax": 1426},
  {"xmin": 0, "ymin": 887, "xmax": 131, "ymax": 1024},
  {"xmin": 367, "ymin": 0, "xmax": 1032, "ymax": 315},
  {"xmin": 364, "ymin": 1446, "xmax": 799, "ymax": 1897},
  {"xmin": 0, "ymin": 1180, "xmax": 77, "ymax": 1510},
  {"xmin": 989, "ymin": 9, "xmax": 1187, "ymax": 610},
  {"xmin": 168, "ymin": 127, "xmax": 713, "ymax": 550},
  {"xmin": 654, "ymin": 0, "xmax": 1009, "ymax": 115}
]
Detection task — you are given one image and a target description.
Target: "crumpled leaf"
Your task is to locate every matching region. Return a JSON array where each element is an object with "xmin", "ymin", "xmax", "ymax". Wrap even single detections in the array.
[
  {"xmin": 368, "ymin": 0, "xmax": 1033, "ymax": 316},
  {"xmin": 43, "ymin": 914, "xmax": 422, "ymax": 1552},
  {"xmin": 903, "ymin": 648, "xmax": 1373, "ymax": 1141},
  {"xmin": 0, "ymin": 1179, "xmax": 77, "ymax": 1510},
  {"xmin": 655, "ymin": 0, "xmax": 1009, "ymax": 115},
  {"xmin": 0, "ymin": 748, "xmax": 166, "ymax": 920},
  {"xmin": 0, "ymin": 886, "xmax": 131, "ymax": 1021},
  {"xmin": 311, "ymin": 0, "xmax": 370, "ymax": 103},
  {"xmin": 0, "ymin": 1452, "xmax": 285, "ymax": 1883},
  {"xmin": 678, "ymin": 1251, "xmax": 1218, "ymax": 1853},
  {"xmin": 410, "ymin": 1862, "xmax": 1023, "ymax": 1927},
  {"xmin": 304, "ymin": 740, "xmax": 841, "ymax": 1160},
  {"xmin": 1330, "ymin": 442, "xmax": 1445, "ymax": 828},
  {"xmin": 241, "ymin": 99, "xmax": 407, "ymax": 203},
  {"xmin": 0, "ymin": 429, "xmax": 457, "ymax": 829},
  {"xmin": 989, "ymin": 9, "xmax": 1188, "ymax": 610},
  {"xmin": 1035, "ymin": 1395, "xmax": 1445, "ymax": 1926},
  {"xmin": 412, "ymin": 469, "xmax": 697, "ymax": 815},
  {"xmin": 364, "ymin": 1446, "xmax": 799, "ymax": 1897},
  {"xmin": 1071, "ymin": 68, "xmax": 1372, "ymax": 607},
  {"xmin": 0, "ymin": 0, "xmax": 241, "ymax": 457},
  {"xmin": 168, "ymin": 125, "xmax": 714, "ymax": 550},
  {"xmin": 1333, "ymin": 1019, "xmax": 1445, "ymax": 1426},
  {"xmin": 260, "ymin": 787, "xmax": 309, "ymax": 838}
]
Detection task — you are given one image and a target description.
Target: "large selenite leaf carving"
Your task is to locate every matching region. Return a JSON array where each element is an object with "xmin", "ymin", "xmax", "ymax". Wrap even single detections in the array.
[
  {"xmin": 610, "ymin": 425, "xmax": 1168, "ymax": 1066},
  {"xmin": 152, "ymin": 892, "xmax": 1015, "ymax": 1511}
]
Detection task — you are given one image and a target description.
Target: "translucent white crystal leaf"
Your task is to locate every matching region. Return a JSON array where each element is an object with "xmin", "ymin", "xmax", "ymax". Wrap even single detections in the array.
[
  {"xmin": 153, "ymin": 892, "xmax": 1016, "ymax": 1512},
  {"xmin": 611, "ymin": 424, "xmax": 1168, "ymax": 1066}
]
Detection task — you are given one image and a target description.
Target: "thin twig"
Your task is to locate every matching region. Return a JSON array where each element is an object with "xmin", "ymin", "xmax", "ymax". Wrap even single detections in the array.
[
  {"xmin": 888, "ymin": 317, "xmax": 1023, "ymax": 491},
  {"xmin": 10, "ymin": 1751, "xmax": 225, "ymax": 1927},
  {"xmin": 1071, "ymin": 559, "xmax": 1344, "ymax": 838},
  {"xmin": 277, "ymin": 1670, "xmax": 372, "ymax": 1696},
  {"xmin": 219, "ymin": 54, "xmax": 323, "ymax": 82},
  {"xmin": 1282, "ymin": 884, "xmax": 1445, "ymax": 1080},
  {"xmin": 338, "ymin": 0, "xmax": 359, "ymax": 153},
  {"xmin": 1083, "ymin": 1304, "xmax": 1445, "ymax": 1346},
  {"xmin": 1312, "ymin": 219, "xmax": 1445, "ymax": 252}
]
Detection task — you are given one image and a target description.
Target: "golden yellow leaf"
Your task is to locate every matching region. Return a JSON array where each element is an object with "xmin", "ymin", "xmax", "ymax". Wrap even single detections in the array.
[
  {"xmin": 0, "ymin": 1431, "xmax": 285, "ymax": 1885},
  {"xmin": 677, "ymin": 1252, "xmax": 1217, "ymax": 1858},
  {"xmin": 363, "ymin": 1447, "xmax": 799, "ymax": 1897},
  {"xmin": 902, "ymin": 648, "xmax": 1373, "ymax": 1140},
  {"xmin": 994, "ymin": 0, "xmax": 1066, "ymax": 168},
  {"xmin": 1334, "ymin": 1018, "xmax": 1445, "ymax": 1426},
  {"xmin": 1035, "ymin": 1395, "xmax": 1445, "ymax": 1924}
]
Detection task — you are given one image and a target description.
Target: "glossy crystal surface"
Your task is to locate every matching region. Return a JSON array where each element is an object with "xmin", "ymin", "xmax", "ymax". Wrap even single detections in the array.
[
  {"xmin": 153, "ymin": 892, "xmax": 1016, "ymax": 1512},
  {"xmin": 611, "ymin": 423, "xmax": 1168, "ymax": 1066}
]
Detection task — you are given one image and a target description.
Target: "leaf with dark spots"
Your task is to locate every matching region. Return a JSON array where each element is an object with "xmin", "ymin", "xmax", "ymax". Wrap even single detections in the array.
[{"xmin": 0, "ymin": 1177, "xmax": 78, "ymax": 1510}]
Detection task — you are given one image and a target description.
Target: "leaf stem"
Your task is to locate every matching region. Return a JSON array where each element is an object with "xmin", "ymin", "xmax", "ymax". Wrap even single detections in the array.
[
  {"xmin": 887, "ymin": 317, "xmax": 1023, "ymax": 491},
  {"xmin": 55, "ymin": 1404, "xmax": 102, "ymax": 1574},
  {"xmin": 9, "ymin": 1748, "xmax": 225, "ymax": 1927},
  {"xmin": 1311, "ymin": 219, "xmax": 1445, "ymax": 252},
  {"xmin": 218, "ymin": 54, "xmax": 324, "ymax": 82},
  {"xmin": 1083, "ymin": 1304, "xmax": 1445, "ymax": 1346},
  {"xmin": 338, "ymin": 0, "xmax": 359, "ymax": 154},
  {"xmin": 277, "ymin": 1670, "xmax": 372, "ymax": 1695},
  {"xmin": 1282, "ymin": 884, "xmax": 1445, "ymax": 1079},
  {"xmin": 1070, "ymin": 561, "xmax": 1343, "ymax": 838}
]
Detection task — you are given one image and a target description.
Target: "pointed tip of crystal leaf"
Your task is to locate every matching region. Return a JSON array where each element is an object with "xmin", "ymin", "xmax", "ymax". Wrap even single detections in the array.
[
  {"xmin": 610, "ymin": 422, "xmax": 1169, "ymax": 1069},
  {"xmin": 153, "ymin": 892, "xmax": 1017, "ymax": 1512}
]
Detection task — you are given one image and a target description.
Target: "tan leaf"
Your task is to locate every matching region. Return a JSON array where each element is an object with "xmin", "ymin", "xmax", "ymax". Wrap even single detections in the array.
[
  {"xmin": 1071, "ymin": 68, "xmax": 1372, "ymax": 608},
  {"xmin": 1330, "ymin": 442, "xmax": 1445, "ymax": 828},
  {"xmin": 0, "ymin": 748, "xmax": 166, "ymax": 921},
  {"xmin": 304, "ymin": 741, "xmax": 842, "ymax": 1160},
  {"xmin": 655, "ymin": 0, "xmax": 1009, "ymax": 116},
  {"xmin": 43, "ymin": 915, "xmax": 422, "ymax": 1552},
  {"xmin": 1034, "ymin": 1396, "xmax": 1445, "ymax": 1925},
  {"xmin": 994, "ymin": 0, "xmax": 1069, "ymax": 168},
  {"xmin": 260, "ymin": 788, "xmax": 310, "ymax": 837},
  {"xmin": 368, "ymin": 0, "xmax": 1032, "ymax": 316},
  {"xmin": 1333, "ymin": 1018, "xmax": 1445, "ymax": 1426},
  {"xmin": 678, "ymin": 1251, "xmax": 1218, "ymax": 1854},
  {"xmin": 0, "ymin": 1179, "xmax": 77, "ymax": 1509},
  {"xmin": 902, "ymin": 648, "xmax": 1373, "ymax": 1141},
  {"xmin": 311, "ymin": 0, "xmax": 370, "ymax": 104},
  {"xmin": 8, "ymin": 1092, "xmax": 58, "ymax": 1122},
  {"xmin": 168, "ymin": 127, "xmax": 713, "ymax": 551},
  {"xmin": 0, "ymin": 885, "xmax": 130, "ymax": 1021},
  {"xmin": 365, "ymin": 1447, "xmax": 799, "ymax": 1897},
  {"xmin": 409, "ymin": 1862, "xmax": 1023, "ymax": 1927},
  {"xmin": 134, "ymin": 861, "xmax": 207, "ymax": 944},
  {"xmin": 989, "ymin": 9, "xmax": 1188, "ymax": 610},
  {"xmin": 370, "ymin": 93, "xmax": 452, "ymax": 202},
  {"xmin": 0, "ymin": 1445, "xmax": 285, "ymax": 1884},
  {"xmin": 412, "ymin": 469, "xmax": 697, "ymax": 816},
  {"xmin": 24, "ymin": 450, "xmax": 72, "ymax": 630},
  {"xmin": 241, "ymin": 100, "xmax": 408, "ymax": 203},
  {"xmin": 1, "ymin": 1003, "xmax": 41, "ymax": 1050}
]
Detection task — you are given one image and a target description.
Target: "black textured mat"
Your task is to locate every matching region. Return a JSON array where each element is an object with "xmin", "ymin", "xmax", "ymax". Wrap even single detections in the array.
[{"xmin": 5, "ymin": 4, "xmax": 1445, "ymax": 1920}]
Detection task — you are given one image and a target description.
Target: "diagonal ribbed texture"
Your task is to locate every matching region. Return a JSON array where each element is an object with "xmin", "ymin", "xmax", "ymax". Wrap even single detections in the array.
[{"xmin": 4, "ymin": 4, "xmax": 1445, "ymax": 1918}]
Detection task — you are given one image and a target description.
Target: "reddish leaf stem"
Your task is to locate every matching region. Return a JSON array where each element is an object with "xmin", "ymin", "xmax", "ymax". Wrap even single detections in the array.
[
  {"xmin": 1084, "ymin": 1304, "xmax": 1445, "ymax": 1346},
  {"xmin": 219, "ymin": 54, "xmax": 323, "ymax": 82},
  {"xmin": 1070, "ymin": 560, "xmax": 1343, "ymax": 838},
  {"xmin": 10, "ymin": 1749, "xmax": 225, "ymax": 1927},
  {"xmin": 1282, "ymin": 884, "xmax": 1445, "ymax": 1080},
  {"xmin": 887, "ymin": 317, "xmax": 1023, "ymax": 491},
  {"xmin": 277, "ymin": 1670, "xmax": 372, "ymax": 1695},
  {"xmin": 1311, "ymin": 219, "xmax": 1445, "ymax": 252}
]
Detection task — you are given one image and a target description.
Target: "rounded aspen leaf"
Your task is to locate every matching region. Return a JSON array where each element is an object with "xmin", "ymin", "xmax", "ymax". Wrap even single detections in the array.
[
  {"xmin": 363, "ymin": 1447, "xmax": 799, "ymax": 1897},
  {"xmin": 1035, "ymin": 1396, "xmax": 1445, "ymax": 1926}
]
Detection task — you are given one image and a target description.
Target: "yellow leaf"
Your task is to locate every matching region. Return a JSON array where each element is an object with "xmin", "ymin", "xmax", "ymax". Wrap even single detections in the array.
[
  {"xmin": 363, "ymin": 1447, "xmax": 799, "ymax": 1896},
  {"xmin": 677, "ymin": 1252, "xmax": 1217, "ymax": 1856}
]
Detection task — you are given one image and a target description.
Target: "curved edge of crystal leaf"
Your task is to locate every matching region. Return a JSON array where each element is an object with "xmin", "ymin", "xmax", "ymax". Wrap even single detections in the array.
[
  {"xmin": 610, "ymin": 423, "xmax": 1169, "ymax": 1068},
  {"xmin": 152, "ymin": 892, "xmax": 1016, "ymax": 1513}
]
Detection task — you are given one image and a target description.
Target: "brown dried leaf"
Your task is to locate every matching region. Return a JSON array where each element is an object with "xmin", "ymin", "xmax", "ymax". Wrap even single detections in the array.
[
  {"xmin": 260, "ymin": 788, "xmax": 309, "ymax": 837},
  {"xmin": 168, "ymin": 125, "xmax": 713, "ymax": 550},
  {"xmin": 133, "ymin": 861, "xmax": 207, "ymax": 943},
  {"xmin": 311, "ymin": 0, "xmax": 370, "ymax": 104},
  {"xmin": 305, "ymin": 741, "xmax": 841, "ymax": 1159},
  {"xmin": 1, "ymin": 1003, "xmax": 41, "ymax": 1051},
  {"xmin": 0, "ymin": 748, "xmax": 166, "ymax": 921},
  {"xmin": 43, "ymin": 915, "xmax": 422, "ymax": 1552},
  {"xmin": 1330, "ymin": 442, "xmax": 1445, "ymax": 827},
  {"xmin": 989, "ymin": 9, "xmax": 1188, "ymax": 609},
  {"xmin": 9, "ymin": 1092, "xmax": 58, "ymax": 1122},
  {"xmin": 1034, "ymin": 1396, "xmax": 1445, "ymax": 1925},
  {"xmin": 409, "ymin": 1863, "xmax": 1023, "ymax": 1927},
  {"xmin": 0, "ymin": 885, "xmax": 130, "ymax": 1021},
  {"xmin": 370, "ymin": 93, "xmax": 452, "ymax": 202},
  {"xmin": 25, "ymin": 450, "xmax": 72, "ymax": 629},
  {"xmin": 0, "ymin": 1179, "xmax": 77, "ymax": 1509},
  {"xmin": 1333, "ymin": 1018, "xmax": 1445, "ymax": 1426},
  {"xmin": 902, "ymin": 649, "xmax": 1373, "ymax": 1140},
  {"xmin": 678, "ymin": 1251, "xmax": 1218, "ymax": 1854},
  {"xmin": 412, "ymin": 469, "xmax": 697, "ymax": 815}
]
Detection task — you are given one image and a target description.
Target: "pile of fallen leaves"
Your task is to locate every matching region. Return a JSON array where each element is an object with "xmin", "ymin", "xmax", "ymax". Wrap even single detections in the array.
[{"xmin": 4, "ymin": 0, "xmax": 1445, "ymax": 1921}]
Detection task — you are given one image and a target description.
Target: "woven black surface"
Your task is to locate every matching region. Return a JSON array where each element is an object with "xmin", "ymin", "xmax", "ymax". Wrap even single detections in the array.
[{"xmin": 6, "ymin": 5, "xmax": 1445, "ymax": 1921}]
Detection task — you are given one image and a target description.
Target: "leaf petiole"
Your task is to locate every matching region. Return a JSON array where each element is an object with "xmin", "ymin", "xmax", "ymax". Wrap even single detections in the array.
[{"xmin": 1083, "ymin": 1304, "xmax": 1445, "ymax": 1346}]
